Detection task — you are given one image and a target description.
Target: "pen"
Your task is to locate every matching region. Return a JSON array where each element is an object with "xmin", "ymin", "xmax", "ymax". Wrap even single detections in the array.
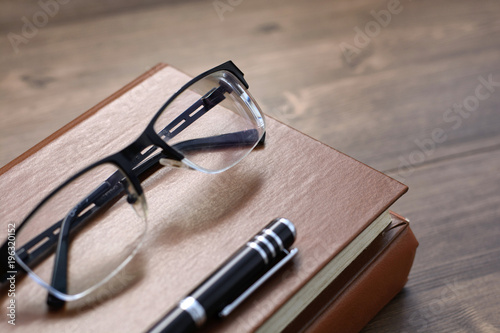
[{"xmin": 147, "ymin": 218, "xmax": 298, "ymax": 333}]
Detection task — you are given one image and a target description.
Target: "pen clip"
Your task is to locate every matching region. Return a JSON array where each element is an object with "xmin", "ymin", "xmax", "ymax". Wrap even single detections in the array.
[{"xmin": 219, "ymin": 248, "xmax": 298, "ymax": 317}]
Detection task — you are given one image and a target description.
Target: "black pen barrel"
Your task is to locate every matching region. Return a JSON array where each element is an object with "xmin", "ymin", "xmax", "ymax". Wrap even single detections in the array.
[
  {"xmin": 150, "ymin": 247, "xmax": 267, "ymax": 333},
  {"xmin": 192, "ymin": 246, "xmax": 267, "ymax": 317},
  {"xmin": 147, "ymin": 218, "xmax": 296, "ymax": 333},
  {"xmin": 148, "ymin": 307, "xmax": 197, "ymax": 333}
]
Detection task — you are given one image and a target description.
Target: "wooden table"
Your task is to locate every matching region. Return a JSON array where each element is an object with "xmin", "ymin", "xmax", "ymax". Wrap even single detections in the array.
[{"xmin": 1, "ymin": 0, "xmax": 499, "ymax": 331}]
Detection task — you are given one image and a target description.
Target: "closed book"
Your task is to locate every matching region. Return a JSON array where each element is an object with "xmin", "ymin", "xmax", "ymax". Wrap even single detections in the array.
[{"xmin": 0, "ymin": 63, "xmax": 416, "ymax": 332}]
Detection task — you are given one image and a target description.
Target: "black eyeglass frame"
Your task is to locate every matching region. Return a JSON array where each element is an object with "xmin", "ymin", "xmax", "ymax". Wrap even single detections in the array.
[{"xmin": 0, "ymin": 60, "xmax": 264, "ymax": 309}]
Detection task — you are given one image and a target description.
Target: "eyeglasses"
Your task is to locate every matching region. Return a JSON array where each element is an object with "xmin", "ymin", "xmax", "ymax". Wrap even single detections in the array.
[{"xmin": 0, "ymin": 61, "xmax": 266, "ymax": 309}]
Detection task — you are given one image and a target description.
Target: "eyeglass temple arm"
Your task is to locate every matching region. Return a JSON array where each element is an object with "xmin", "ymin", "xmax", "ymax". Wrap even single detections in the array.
[
  {"xmin": 171, "ymin": 129, "xmax": 263, "ymax": 152},
  {"xmin": 157, "ymin": 81, "xmax": 232, "ymax": 142},
  {"xmin": 46, "ymin": 173, "xmax": 128, "ymax": 308}
]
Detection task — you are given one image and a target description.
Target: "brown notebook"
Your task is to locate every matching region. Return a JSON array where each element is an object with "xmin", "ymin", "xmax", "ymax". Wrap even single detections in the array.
[{"xmin": 0, "ymin": 64, "xmax": 416, "ymax": 332}]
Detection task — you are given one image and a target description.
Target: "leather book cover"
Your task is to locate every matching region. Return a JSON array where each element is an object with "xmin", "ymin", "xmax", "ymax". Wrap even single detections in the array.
[{"xmin": 0, "ymin": 64, "xmax": 410, "ymax": 332}]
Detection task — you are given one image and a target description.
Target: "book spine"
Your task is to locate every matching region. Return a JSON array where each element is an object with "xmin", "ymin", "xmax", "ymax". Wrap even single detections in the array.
[{"xmin": 304, "ymin": 223, "xmax": 418, "ymax": 333}]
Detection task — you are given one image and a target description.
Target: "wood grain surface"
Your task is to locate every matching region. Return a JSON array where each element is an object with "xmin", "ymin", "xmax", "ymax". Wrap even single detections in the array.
[{"xmin": 1, "ymin": 0, "xmax": 499, "ymax": 331}]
